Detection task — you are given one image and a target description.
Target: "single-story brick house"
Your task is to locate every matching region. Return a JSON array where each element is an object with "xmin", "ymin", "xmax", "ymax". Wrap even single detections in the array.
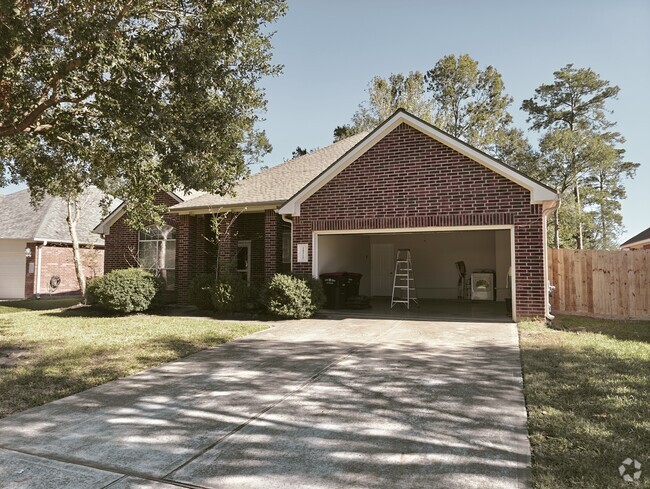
[
  {"xmin": 620, "ymin": 226, "xmax": 650, "ymax": 250},
  {"xmin": 95, "ymin": 110, "xmax": 559, "ymax": 320},
  {"xmin": 0, "ymin": 187, "xmax": 105, "ymax": 299}
]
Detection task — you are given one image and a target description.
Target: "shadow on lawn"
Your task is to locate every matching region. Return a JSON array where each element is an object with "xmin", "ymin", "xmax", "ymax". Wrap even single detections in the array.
[
  {"xmin": 521, "ymin": 333, "xmax": 650, "ymax": 488},
  {"xmin": 0, "ymin": 333, "xmax": 531, "ymax": 488}
]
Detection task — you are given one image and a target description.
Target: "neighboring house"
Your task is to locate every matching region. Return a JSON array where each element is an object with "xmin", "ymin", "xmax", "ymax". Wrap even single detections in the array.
[
  {"xmin": 0, "ymin": 187, "xmax": 106, "ymax": 299},
  {"xmin": 95, "ymin": 110, "xmax": 560, "ymax": 320},
  {"xmin": 620, "ymin": 226, "xmax": 650, "ymax": 250}
]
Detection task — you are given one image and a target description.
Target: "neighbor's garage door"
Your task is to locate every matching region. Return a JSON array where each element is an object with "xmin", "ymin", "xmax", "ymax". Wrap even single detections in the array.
[{"xmin": 0, "ymin": 241, "xmax": 26, "ymax": 299}]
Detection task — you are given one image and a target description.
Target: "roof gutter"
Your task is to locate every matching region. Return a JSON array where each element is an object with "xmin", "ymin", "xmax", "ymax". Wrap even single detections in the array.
[{"xmin": 172, "ymin": 200, "xmax": 284, "ymax": 215}]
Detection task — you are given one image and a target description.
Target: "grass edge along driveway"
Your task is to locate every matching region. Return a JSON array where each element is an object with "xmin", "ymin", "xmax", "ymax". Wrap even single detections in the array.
[
  {"xmin": 519, "ymin": 316, "xmax": 649, "ymax": 489},
  {"xmin": 0, "ymin": 303, "xmax": 266, "ymax": 418}
]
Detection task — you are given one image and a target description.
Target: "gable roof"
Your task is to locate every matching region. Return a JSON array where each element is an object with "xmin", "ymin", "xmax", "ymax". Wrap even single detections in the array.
[
  {"xmin": 279, "ymin": 109, "xmax": 558, "ymax": 216},
  {"xmin": 620, "ymin": 226, "xmax": 650, "ymax": 248},
  {"xmin": 0, "ymin": 187, "xmax": 107, "ymax": 245},
  {"xmin": 171, "ymin": 132, "xmax": 369, "ymax": 213},
  {"xmin": 93, "ymin": 191, "xmax": 185, "ymax": 235}
]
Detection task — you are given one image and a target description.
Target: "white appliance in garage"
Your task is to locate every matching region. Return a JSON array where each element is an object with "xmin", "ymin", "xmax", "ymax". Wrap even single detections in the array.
[{"xmin": 471, "ymin": 271, "xmax": 495, "ymax": 301}]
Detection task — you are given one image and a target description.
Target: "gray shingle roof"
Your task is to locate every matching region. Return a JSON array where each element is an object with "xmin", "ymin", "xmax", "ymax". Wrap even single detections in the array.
[
  {"xmin": 172, "ymin": 132, "xmax": 369, "ymax": 211},
  {"xmin": 0, "ymin": 187, "xmax": 108, "ymax": 245},
  {"xmin": 621, "ymin": 226, "xmax": 650, "ymax": 247}
]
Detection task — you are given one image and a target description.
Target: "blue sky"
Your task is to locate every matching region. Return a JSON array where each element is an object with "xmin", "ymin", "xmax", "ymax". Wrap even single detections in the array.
[
  {"xmin": 2, "ymin": 1, "xmax": 648, "ymax": 243},
  {"xmin": 255, "ymin": 0, "xmax": 650, "ymax": 243}
]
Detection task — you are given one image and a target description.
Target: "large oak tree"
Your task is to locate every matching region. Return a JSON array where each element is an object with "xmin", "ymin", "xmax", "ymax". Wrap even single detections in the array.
[{"xmin": 0, "ymin": 0, "xmax": 286, "ymax": 297}]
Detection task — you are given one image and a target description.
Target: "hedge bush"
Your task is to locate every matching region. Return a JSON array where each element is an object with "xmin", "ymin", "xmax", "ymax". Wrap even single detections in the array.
[
  {"xmin": 262, "ymin": 274, "xmax": 316, "ymax": 319},
  {"xmin": 299, "ymin": 275, "xmax": 327, "ymax": 311},
  {"xmin": 189, "ymin": 273, "xmax": 216, "ymax": 310},
  {"xmin": 87, "ymin": 268, "xmax": 163, "ymax": 313},
  {"xmin": 209, "ymin": 273, "xmax": 251, "ymax": 313}
]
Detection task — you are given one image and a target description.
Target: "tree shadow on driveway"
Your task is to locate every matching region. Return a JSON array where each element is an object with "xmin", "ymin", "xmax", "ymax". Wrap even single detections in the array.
[{"xmin": 0, "ymin": 321, "xmax": 530, "ymax": 489}]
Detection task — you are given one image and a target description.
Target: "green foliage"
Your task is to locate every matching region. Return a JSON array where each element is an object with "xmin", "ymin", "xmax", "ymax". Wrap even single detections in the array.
[
  {"xmin": 188, "ymin": 273, "xmax": 216, "ymax": 311},
  {"xmin": 291, "ymin": 146, "xmax": 308, "ymax": 158},
  {"xmin": 522, "ymin": 64, "xmax": 640, "ymax": 249},
  {"xmin": 87, "ymin": 268, "xmax": 163, "ymax": 313},
  {"xmin": 301, "ymin": 276, "xmax": 327, "ymax": 310},
  {"xmin": 1, "ymin": 0, "xmax": 286, "ymax": 228},
  {"xmin": 348, "ymin": 72, "xmax": 432, "ymax": 134},
  {"xmin": 209, "ymin": 273, "xmax": 251, "ymax": 313},
  {"xmin": 262, "ymin": 274, "xmax": 316, "ymax": 319},
  {"xmin": 333, "ymin": 54, "xmax": 521, "ymax": 163},
  {"xmin": 425, "ymin": 54, "xmax": 513, "ymax": 152}
]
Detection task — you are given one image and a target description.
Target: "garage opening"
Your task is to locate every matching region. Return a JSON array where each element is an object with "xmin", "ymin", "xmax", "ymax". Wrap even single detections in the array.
[{"xmin": 314, "ymin": 227, "xmax": 514, "ymax": 321}]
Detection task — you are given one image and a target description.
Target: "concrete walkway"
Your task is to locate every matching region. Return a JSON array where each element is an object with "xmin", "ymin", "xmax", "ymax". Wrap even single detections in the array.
[{"xmin": 0, "ymin": 318, "xmax": 531, "ymax": 488}]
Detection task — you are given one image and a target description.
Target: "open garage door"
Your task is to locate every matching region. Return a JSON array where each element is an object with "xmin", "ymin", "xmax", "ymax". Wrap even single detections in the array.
[
  {"xmin": 0, "ymin": 240, "xmax": 26, "ymax": 299},
  {"xmin": 313, "ymin": 226, "xmax": 515, "ymax": 321}
]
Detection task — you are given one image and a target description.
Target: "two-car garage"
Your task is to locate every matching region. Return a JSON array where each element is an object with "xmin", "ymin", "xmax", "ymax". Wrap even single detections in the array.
[{"xmin": 313, "ymin": 226, "xmax": 516, "ymax": 320}]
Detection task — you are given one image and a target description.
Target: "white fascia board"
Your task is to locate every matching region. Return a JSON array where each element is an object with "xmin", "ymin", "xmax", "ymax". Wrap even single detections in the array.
[
  {"xmin": 93, "ymin": 191, "xmax": 183, "ymax": 235},
  {"xmin": 278, "ymin": 111, "xmax": 559, "ymax": 216},
  {"xmin": 93, "ymin": 202, "xmax": 126, "ymax": 236}
]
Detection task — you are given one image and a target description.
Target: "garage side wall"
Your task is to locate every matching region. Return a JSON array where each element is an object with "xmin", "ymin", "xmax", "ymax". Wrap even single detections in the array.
[{"xmin": 293, "ymin": 123, "xmax": 546, "ymax": 318}]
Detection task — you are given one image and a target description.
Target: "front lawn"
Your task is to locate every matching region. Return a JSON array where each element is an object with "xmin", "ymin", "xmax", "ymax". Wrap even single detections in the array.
[
  {"xmin": 0, "ymin": 305, "xmax": 266, "ymax": 418},
  {"xmin": 519, "ymin": 316, "xmax": 650, "ymax": 488}
]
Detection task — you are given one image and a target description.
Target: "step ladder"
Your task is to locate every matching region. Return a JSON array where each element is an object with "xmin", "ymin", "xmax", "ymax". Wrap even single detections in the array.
[{"xmin": 391, "ymin": 249, "xmax": 418, "ymax": 309}]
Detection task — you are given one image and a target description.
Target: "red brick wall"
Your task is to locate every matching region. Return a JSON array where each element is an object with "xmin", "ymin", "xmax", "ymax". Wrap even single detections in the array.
[
  {"xmin": 293, "ymin": 123, "xmax": 546, "ymax": 318},
  {"xmin": 38, "ymin": 246, "xmax": 103, "ymax": 296},
  {"xmin": 104, "ymin": 192, "xmax": 181, "ymax": 273},
  {"xmin": 24, "ymin": 244, "xmax": 104, "ymax": 298}
]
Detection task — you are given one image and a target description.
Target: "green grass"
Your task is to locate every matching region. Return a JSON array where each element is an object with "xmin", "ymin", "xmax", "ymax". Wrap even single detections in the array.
[
  {"xmin": 0, "ymin": 306, "xmax": 266, "ymax": 418},
  {"xmin": 0, "ymin": 297, "xmax": 81, "ymax": 315},
  {"xmin": 519, "ymin": 316, "xmax": 650, "ymax": 488}
]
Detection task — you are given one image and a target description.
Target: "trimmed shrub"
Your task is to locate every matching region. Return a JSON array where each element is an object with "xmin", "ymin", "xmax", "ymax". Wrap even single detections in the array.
[
  {"xmin": 299, "ymin": 275, "xmax": 327, "ymax": 311},
  {"xmin": 189, "ymin": 273, "xmax": 216, "ymax": 310},
  {"xmin": 87, "ymin": 268, "xmax": 163, "ymax": 313},
  {"xmin": 262, "ymin": 274, "xmax": 315, "ymax": 319},
  {"xmin": 209, "ymin": 273, "xmax": 250, "ymax": 313}
]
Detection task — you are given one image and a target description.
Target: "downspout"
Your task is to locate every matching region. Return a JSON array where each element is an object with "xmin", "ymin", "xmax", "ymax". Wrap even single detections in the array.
[
  {"xmin": 280, "ymin": 213, "xmax": 293, "ymax": 273},
  {"xmin": 542, "ymin": 201, "xmax": 560, "ymax": 321},
  {"xmin": 35, "ymin": 240, "xmax": 48, "ymax": 299}
]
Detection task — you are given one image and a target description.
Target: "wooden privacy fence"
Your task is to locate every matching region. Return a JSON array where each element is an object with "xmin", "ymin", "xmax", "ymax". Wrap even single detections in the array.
[{"xmin": 548, "ymin": 248, "xmax": 649, "ymax": 320}]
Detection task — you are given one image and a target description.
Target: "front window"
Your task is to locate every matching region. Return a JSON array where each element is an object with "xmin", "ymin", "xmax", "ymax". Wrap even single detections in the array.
[
  {"xmin": 138, "ymin": 224, "xmax": 176, "ymax": 290},
  {"xmin": 236, "ymin": 240, "xmax": 251, "ymax": 284}
]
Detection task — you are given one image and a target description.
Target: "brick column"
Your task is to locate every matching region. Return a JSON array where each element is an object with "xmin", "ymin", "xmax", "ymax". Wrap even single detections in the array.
[
  {"xmin": 176, "ymin": 215, "xmax": 191, "ymax": 304},
  {"xmin": 264, "ymin": 209, "xmax": 281, "ymax": 281}
]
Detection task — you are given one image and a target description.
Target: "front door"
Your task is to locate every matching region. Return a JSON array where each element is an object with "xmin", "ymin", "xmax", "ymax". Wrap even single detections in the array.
[{"xmin": 371, "ymin": 243, "xmax": 394, "ymax": 296}]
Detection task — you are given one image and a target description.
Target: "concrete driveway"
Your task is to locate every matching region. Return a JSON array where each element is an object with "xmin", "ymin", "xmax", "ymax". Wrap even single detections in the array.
[{"xmin": 0, "ymin": 318, "xmax": 530, "ymax": 488}]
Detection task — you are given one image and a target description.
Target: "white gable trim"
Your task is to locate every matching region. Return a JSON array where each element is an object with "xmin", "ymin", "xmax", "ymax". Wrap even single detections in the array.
[
  {"xmin": 278, "ymin": 110, "xmax": 558, "ymax": 216},
  {"xmin": 93, "ymin": 191, "xmax": 183, "ymax": 235}
]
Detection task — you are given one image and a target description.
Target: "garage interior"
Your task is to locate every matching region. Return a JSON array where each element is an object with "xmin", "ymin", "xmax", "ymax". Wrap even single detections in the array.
[{"xmin": 316, "ymin": 228, "xmax": 514, "ymax": 321}]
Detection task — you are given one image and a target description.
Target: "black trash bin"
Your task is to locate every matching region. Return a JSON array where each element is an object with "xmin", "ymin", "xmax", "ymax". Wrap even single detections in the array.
[
  {"xmin": 319, "ymin": 272, "xmax": 347, "ymax": 309},
  {"xmin": 345, "ymin": 273, "xmax": 362, "ymax": 297}
]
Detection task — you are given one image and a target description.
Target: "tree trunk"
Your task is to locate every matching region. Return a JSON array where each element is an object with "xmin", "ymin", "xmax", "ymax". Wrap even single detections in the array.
[
  {"xmin": 599, "ymin": 171, "xmax": 606, "ymax": 249},
  {"xmin": 574, "ymin": 183, "xmax": 583, "ymax": 249},
  {"xmin": 554, "ymin": 206, "xmax": 561, "ymax": 249},
  {"xmin": 66, "ymin": 197, "xmax": 87, "ymax": 302}
]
